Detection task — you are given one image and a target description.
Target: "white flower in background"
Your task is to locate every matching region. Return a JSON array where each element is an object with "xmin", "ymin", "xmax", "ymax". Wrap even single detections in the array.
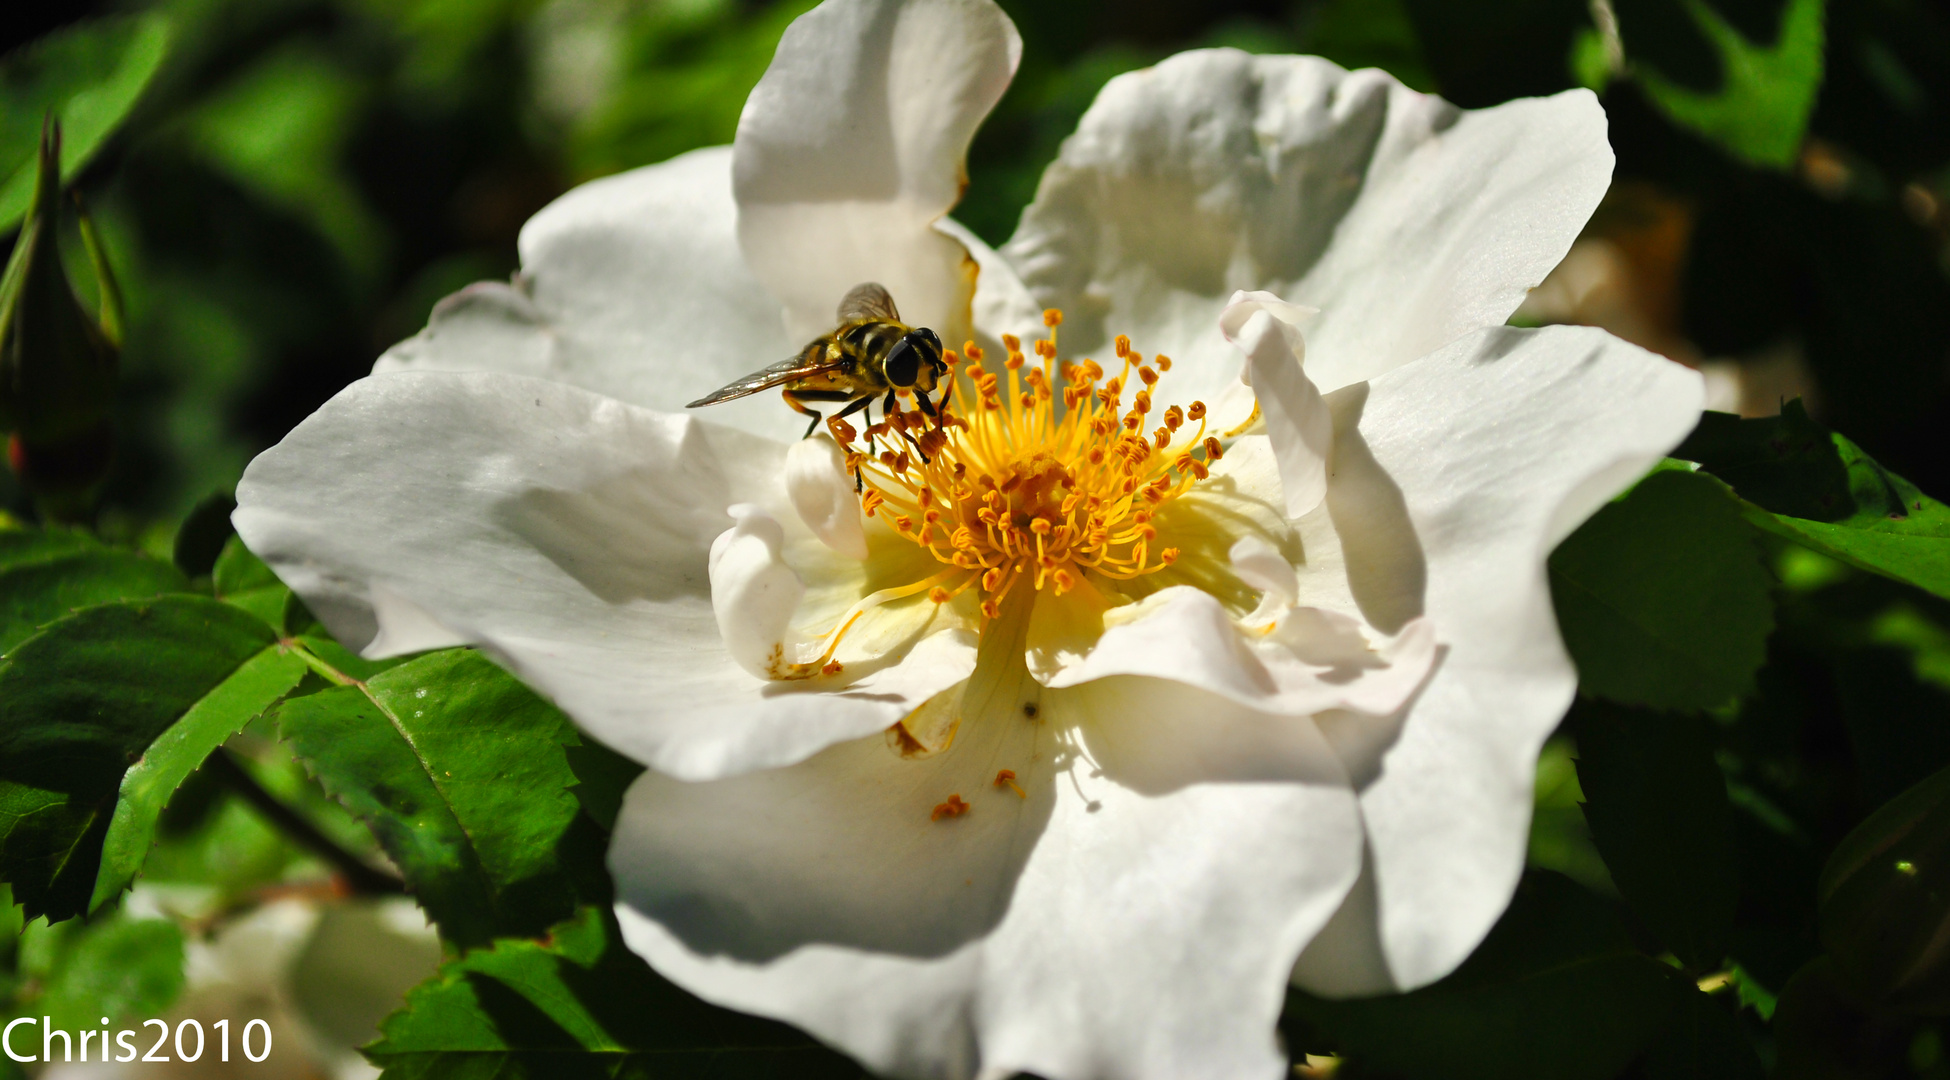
[
  {"xmin": 45, "ymin": 897, "xmax": 440, "ymax": 1080},
  {"xmin": 232, "ymin": 0, "xmax": 1704, "ymax": 1077}
]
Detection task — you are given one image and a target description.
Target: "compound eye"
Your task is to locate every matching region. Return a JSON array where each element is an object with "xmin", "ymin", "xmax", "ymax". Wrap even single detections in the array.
[{"xmin": 885, "ymin": 341, "xmax": 920, "ymax": 387}]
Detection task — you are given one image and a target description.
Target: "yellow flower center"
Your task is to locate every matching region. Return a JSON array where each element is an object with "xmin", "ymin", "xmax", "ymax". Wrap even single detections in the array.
[{"xmin": 833, "ymin": 309, "xmax": 1224, "ymax": 621}]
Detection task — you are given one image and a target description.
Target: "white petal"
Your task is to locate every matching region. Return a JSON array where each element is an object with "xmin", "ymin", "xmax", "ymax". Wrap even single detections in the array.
[
  {"xmin": 734, "ymin": 0, "xmax": 1021, "ymax": 345},
  {"xmin": 1293, "ymin": 325, "xmax": 1703, "ymax": 993},
  {"xmin": 937, "ymin": 215, "xmax": 1048, "ymax": 351},
  {"xmin": 710, "ymin": 505, "xmax": 810, "ymax": 679},
  {"xmin": 1221, "ymin": 292, "xmax": 1330, "ymax": 518},
  {"xmin": 786, "ymin": 436, "xmax": 870, "ymax": 559},
  {"xmin": 234, "ymin": 371, "xmax": 971, "ymax": 780},
  {"xmin": 1002, "ymin": 50, "xmax": 1611, "ymax": 407},
  {"xmin": 376, "ymin": 147, "xmax": 799, "ymax": 439},
  {"xmin": 612, "ymin": 673, "xmax": 1359, "ymax": 1080},
  {"xmin": 1041, "ymin": 587, "xmax": 1434, "ymax": 722},
  {"xmin": 1229, "ymin": 535, "xmax": 1298, "ymax": 610}
]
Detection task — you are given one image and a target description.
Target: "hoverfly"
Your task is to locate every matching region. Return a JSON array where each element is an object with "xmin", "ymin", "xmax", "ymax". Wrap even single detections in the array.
[{"xmin": 685, "ymin": 283, "xmax": 949, "ymax": 449}]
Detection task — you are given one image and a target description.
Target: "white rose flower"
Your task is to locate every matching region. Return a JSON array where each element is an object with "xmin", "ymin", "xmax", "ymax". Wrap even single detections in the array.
[{"xmin": 233, "ymin": 0, "xmax": 1704, "ymax": 1077}]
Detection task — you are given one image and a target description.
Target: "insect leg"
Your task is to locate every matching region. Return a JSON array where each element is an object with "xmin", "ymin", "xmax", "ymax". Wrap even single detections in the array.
[
  {"xmin": 784, "ymin": 388, "xmax": 853, "ymax": 439},
  {"xmin": 828, "ymin": 393, "xmax": 874, "ymax": 441},
  {"xmin": 886, "ymin": 390, "xmax": 932, "ymax": 464}
]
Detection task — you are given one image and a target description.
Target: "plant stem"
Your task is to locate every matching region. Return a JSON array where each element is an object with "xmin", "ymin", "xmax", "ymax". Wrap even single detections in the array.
[{"xmin": 208, "ymin": 749, "xmax": 405, "ymax": 896}]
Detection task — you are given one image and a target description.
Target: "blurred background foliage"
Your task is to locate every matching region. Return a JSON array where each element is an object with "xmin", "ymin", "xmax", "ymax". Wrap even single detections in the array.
[{"xmin": 4, "ymin": 0, "xmax": 1950, "ymax": 1076}]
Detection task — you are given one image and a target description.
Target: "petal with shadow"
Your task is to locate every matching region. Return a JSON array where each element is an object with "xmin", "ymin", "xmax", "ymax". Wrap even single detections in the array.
[
  {"xmin": 1291, "ymin": 325, "xmax": 1703, "ymax": 995},
  {"xmin": 612, "ymin": 671, "xmax": 1359, "ymax": 1080},
  {"xmin": 234, "ymin": 370, "xmax": 972, "ymax": 781}
]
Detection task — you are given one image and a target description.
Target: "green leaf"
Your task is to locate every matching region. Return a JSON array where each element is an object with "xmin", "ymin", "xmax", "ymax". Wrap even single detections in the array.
[
  {"xmin": 275, "ymin": 649, "xmax": 591, "ymax": 948},
  {"xmin": 367, "ymin": 907, "xmax": 863, "ymax": 1079},
  {"xmin": 30, "ymin": 913, "xmax": 184, "ymax": 1031},
  {"xmin": 1572, "ymin": 699, "xmax": 1739, "ymax": 970},
  {"xmin": 1629, "ymin": 0, "xmax": 1826, "ymax": 168},
  {"xmin": 90, "ymin": 647, "xmax": 308, "ymax": 910},
  {"xmin": 0, "ymin": 526, "xmax": 98, "ymax": 570},
  {"xmin": 0, "ymin": 14, "xmax": 173, "ymax": 231},
  {"xmin": 1640, "ymin": 982, "xmax": 1766, "ymax": 1080},
  {"xmin": 1550, "ymin": 467, "xmax": 1775, "ymax": 711},
  {"xmin": 212, "ymin": 534, "xmax": 290, "ymax": 629},
  {"xmin": 0, "ymin": 546, "xmax": 189, "ymax": 656},
  {"xmin": 1676, "ymin": 402, "xmax": 1950, "ymax": 601},
  {"xmin": 0, "ymin": 596, "xmax": 290, "ymax": 921},
  {"xmin": 1286, "ymin": 873, "xmax": 1677, "ymax": 1080}
]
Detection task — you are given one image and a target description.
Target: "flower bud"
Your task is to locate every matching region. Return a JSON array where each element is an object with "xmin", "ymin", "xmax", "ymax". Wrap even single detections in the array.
[
  {"xmin": 0, "ymin": 118, "xmax": 120, "ymax": 513},
  {"xmin": 1818, "ymin": 765, "xmax": 1950, "ymax": 1014}
]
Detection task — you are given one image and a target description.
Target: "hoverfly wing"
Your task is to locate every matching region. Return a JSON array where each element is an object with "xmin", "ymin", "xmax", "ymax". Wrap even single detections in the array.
[
  {"xmin": 686, "ymin": 354, "xmax": 845, "ymax": 408},
  {"xmin": 836, "ymin": 282, "xmax": 900, "ymax": 324}
]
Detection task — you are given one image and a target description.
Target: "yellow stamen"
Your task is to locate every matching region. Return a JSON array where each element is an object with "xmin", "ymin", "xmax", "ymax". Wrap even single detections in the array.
[{"xmin": 838, "ymin": 311, "xmax": 1223, "ymax": 618}]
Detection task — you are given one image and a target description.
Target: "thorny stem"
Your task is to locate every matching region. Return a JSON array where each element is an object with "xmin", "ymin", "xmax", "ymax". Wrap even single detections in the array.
[{"xmin": 207, "ymin": 748, "xmax": 406, "ymax": 896}]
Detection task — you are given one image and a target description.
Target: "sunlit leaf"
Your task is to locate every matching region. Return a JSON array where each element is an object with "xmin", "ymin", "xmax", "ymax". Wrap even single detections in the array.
[
  {"xmin": 367, "ymin": 906, "xmax": 862, "ymax": 1079},
  {"xmin": 0, "ymin": 13, "xmax": 172, "ymax": 230},
  {"xmin": 275, "ymin": 649, "xmax": 592, "ymax": 948},
  {"xmin": 1550, "ymin": 468, "xmax": 1775, "ymax": 711},
  {"xmin": 1627, "ymin": 0, "xmax": 1826, "ymax": 168},
  {"xmin": 0, "ymin": 597, "xmax": 294, "ymax": 921},
  {"xmin": 1676, "ymin": 401, "xmax": 1950, "ymax": 600}
]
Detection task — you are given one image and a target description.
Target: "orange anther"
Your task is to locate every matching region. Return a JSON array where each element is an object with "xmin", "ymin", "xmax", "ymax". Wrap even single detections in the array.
[
  {"xmin": 1138, "ymin": 366, "xmax": 1158, "ymax": 386},
  {"xmin": 1156, "ymin": 355, "xmax": 1172, "ymax": 372},
  {"xmin": 1160, "ymin": 548, "xmax": 1180, "ymax": 565},
  {"xmin": 821, "ymin": 660, "xmax": 845, "ymax": 675},
  {"xmin": 929, "ymin": 586, "xmax": 951, "ymax": 604},
  {"xmin": 1114, "ymin": 334, "xmax": 1131, "ymax": 358},
  {"xmin": 1043, "ymin": 308, "xmax": 1064, "ymax": 328},
  {"xmin": 994, "ymin": 770, "xmax": 1027, "ymax": 798},
  {"xmin": 931, "ymin": 794, "xmax": 971, "ymax": 821},
  {"xmin": 1188, "ymin": 401, "xmax": 1207, "ymax": 421},
  {"xmin": 1001, "ymin": 334, "xmax": 1020, "ymax": 352}
]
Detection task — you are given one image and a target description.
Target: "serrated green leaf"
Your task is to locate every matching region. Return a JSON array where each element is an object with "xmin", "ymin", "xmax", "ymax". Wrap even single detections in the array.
[
  {"xmin": 275, "ymin": 649, "xmax": 590, "ymax": 948},
  {"xmin": 90, "ymin": 646, "xmax": 307, "ymax": 910},
  {"xmin": 1550, "ymin": 468, "xmax": 1775, "ymax": 710},
  {"xmin": 1286, "ymin": 873, "xmax": 1678, "ymax": 1080},
  {"xmin": 0, "ymin": 548, "xmax": 188, "ymax": 656},
  {"xmin": 1630, "ymin": 0, "xmax": 1825, "ymax": 168},
  {"xmin": 368, "ymin": 907, "xmax": 862, "ymax": 1079},
  {"xmin": 1676, "ymin": 402, "xmax": 1950, "ymax": 600},
  {"xmin": 0, "ymin": 14, "xmax": 173, "ymax": 231},
  {"xmin": 1573, "ymin": 699, "xmax": 1739, "ymax": 970},
  {"xmin": 0, "ymin": 596, "xmax": 286, "ymax": 921},
  {"xmin": 32, "ymin": 914, "xmax": 184, "ymax": 1031},
  {"xmin": 212, "ymin": 534, "xmax": 290, "ymax": 628}
]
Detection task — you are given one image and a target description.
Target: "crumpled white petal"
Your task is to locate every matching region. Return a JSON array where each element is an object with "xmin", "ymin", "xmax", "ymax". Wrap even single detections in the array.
[
  {"xmin": 612, "ymin": 673, "xmax": 1360, "ymax": 1080},
  {"xmin": 710, "ymin": 505, "xmax": 810, "ymax": 679},
  {"xmin": 375, "ymin": 147, "xmax": 797, "ymax": 439},
  {"xmin": 1286, "ymin": 325, "xmax": 1703, "ymax": 996},
  {"xmin": 786, "ymin": 436, "xmax": 869, "ymax": 560},
  {"xmin": 1002, "ymin": 50, "xmax": 1612, "ymax": 416},
  {"xmin": 1222, "ymin": 290, "xmax": 1329, "ymax": 518},
  {"xmin": 735, "ymin": 0, "xmax": 1021, "ymax": 345},
  {"xmin": 234, "ymin": 370, "xmax": 974, "ymax": 781}
]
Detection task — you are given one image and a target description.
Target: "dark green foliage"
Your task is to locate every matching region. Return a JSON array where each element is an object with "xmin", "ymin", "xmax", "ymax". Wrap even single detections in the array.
[
  {"xmin": 367, "ymin": 907, "xmax": 864, "ymax": 1080},
  {"xmin": 0, "ymin": 536, "xmax": 186, "ymax": 654},
  {"xmin": 29, "ymin": 913, "xmax": 184, "ymax": 1031},
  {"xmin": 1287, "ymin": 874, "xmax": 1678, "ymax": 1080},
  {"xmin": 1550, "ymin": 468, "xmax": 1775, "ymax": 710},
  {"xmin": 1572, "ymin": 700, "xmax": 1739, "ymax": 970},
  {"xmin": 1817, "ymin": 765, "xmax": 1950, "ymax": 1012},
  {"xmin": 276, "ymin": 649, "xmax": 591, "ymax": 948},
  {"xmin": 0, "ymin": 596, "xmax": 284, "ymax": 920},
  {"xmin": 1638, "ymin": 982, "xmax": 1767, "ymax": 1080}
]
